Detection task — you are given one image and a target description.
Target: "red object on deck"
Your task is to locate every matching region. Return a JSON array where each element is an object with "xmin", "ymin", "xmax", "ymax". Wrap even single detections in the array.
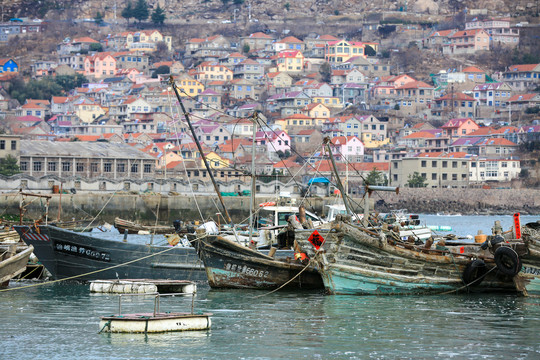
[{"xmin": 514, "ymin": 213, "xmax": 521, "ymax": 239}]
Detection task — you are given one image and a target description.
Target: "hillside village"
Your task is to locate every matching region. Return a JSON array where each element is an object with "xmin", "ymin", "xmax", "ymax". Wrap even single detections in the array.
[{"xmin": 0, "ymin": 6, "xmax": 539, "ymax": 196}]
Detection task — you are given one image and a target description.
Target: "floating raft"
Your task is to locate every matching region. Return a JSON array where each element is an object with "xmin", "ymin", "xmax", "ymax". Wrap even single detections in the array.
[
  {"xmin": 89, "ymin": 279, "xmax": 196, "ymax": 294},
  {"xmin": 99, "ymin": 312, "xmax": 212, "ymax": 333}
]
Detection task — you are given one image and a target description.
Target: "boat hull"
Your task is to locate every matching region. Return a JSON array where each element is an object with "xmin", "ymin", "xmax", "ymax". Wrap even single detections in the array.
[
  {"xmin": 99, "ymin": 313, "xmax": 211, "ymax": 333},
  {"xmin": 0, "ymin": 245, "xmax": 34, "ymax": 286},
  {"xmin": 294, "ymin": 223, "xmax": 518, "ymax": 295},
  {"xmin": 196, "ymin": 235, "xmax": 323, "ymax": 290},
  {"xmin": 14, "ymin": 225, "xmax": 206, "ymax": 282}
]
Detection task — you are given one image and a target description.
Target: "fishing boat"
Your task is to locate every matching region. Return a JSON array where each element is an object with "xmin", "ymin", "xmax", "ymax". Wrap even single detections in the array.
[
  {"xmin": 515, "ymin": 220, "xmax": 540, "ymax": 296},
  {"xmin": 291, "ymin": 138, "xmax": 521, "ymax": 295},
  {"xmin": 0, "ymin": 244, "xmax": 34, "ymax": 287},
  {"xmin": 294, "ymin": 218, "xmax": 520, "ymax": 295},
  {"xmin": 13, "ymin": 225, "xmax": 206, "ymax": 282},
  {"xmin": 114, "ymin": 217, "xmax": 175, "ymax": 235},
  {"xmin": 196, "ymin": 234, "xmax": 323, "ymax": 289}
]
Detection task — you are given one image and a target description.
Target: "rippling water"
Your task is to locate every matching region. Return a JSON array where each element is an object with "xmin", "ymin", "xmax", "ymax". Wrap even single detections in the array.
[{"xmin": 1, "ymin": 215, "xmax": 540, "ymax": 359}]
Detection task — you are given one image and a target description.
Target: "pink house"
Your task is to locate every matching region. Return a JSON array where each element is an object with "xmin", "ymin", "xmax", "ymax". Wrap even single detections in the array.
[
  {"xmin": 442, "ymin": 118, "xmax": 479, "ymax": 138},
  {"xmin": 329, "ymin": 136, "xmax": 365, "ymax": 162},
  {"xmin": 84, "ymin": 52, "xmax": 117, "ymax": 79},
  {"xmin": 255, "ymin": 130, "xmax": 291, "ymax": 156}
]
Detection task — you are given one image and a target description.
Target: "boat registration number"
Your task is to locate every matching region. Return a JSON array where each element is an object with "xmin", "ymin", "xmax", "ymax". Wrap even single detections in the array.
[
  {"xmin": 224, "ymin": 262, "xmax": 269, "ymax": 278},
  {"xmin": 54, "ymin": 241, "xmax": 111, "ymax": 262}
]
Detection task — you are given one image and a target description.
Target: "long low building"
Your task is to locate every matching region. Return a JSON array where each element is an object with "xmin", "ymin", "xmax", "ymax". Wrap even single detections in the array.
[{"xmin": 19, "ymin": 140, "xmax": 157, "ymax": 180}]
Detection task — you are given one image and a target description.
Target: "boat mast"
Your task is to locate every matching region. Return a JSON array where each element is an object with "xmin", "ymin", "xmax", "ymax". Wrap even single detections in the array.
[
  {"xmin": 249, "ymin": 112, "xmax": 257, "ymax": 245},
  {"xmin": 323, "ymin": 137, "xmax": 353, "ymax": 217},
  {"xmin": 168, "ymin": 76, "xmax": 233, "ymax": 224}
]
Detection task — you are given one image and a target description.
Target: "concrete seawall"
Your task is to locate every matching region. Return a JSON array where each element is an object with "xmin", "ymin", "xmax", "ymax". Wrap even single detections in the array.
[{"xmin": 1, "ymin": 188, "xmax": 539, "ymax": 225}]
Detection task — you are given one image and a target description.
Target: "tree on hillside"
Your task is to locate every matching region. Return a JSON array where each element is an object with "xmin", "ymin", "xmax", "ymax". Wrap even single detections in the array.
[
  {"xmin": 0, "ymin": 155, "xmax": 20, "ymax": 176},
  {"xmin": 94, "ymin": 11, "xmax": 104, "ymax": 26},
  {"xmin": 319, "ymin": 62, "xmax": 331, "ymax": 83},
  {"xmin": 407, "ymin": 172, "xmax": 427, "ymax": 188},
  {"xmin": 151, "ymin": 5, "xmax": 166, "ymax": 27},
  {"xmin": 121, "ymin": 1, "xmax": 135, "ymax": 26},
  {"xmin": 133, "ymin": 0, "xmax": 150, "ymax": 24},
  {"xmin": 7, "ymin": 75, "xmax": 87, "ymax": 104},
  {"xmin": 152, "ymin": 65, "xmax": 170, "ymax": 78},
  {"xmin": 365, "ymin": 168, "xmax": 388, "ymax": 186},
  {"xmin": 364, "ymin": 45, "xmax": 376, "ymax": 57}
]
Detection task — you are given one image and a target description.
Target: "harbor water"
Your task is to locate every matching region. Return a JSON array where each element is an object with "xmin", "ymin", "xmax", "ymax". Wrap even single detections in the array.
[{"xmin": 1, "ymin": 215, "xmax": 540, "ymax": 359}]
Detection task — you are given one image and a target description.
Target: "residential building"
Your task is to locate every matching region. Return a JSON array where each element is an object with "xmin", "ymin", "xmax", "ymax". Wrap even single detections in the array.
[
  {"xmin": 469, "ymin": 157, "xmax": 521, "ymax": 183},
  {"xmin": 465, "ymin": 19, "xmax": 519, "ymax": 47},
  {"xmin": 502, "ymin": 64, "xmax": 540, "ymax": 92},
  {"xmin": 0, "ymin": 58, "xmax": 18, "ymax": 73},
  {"xmin": 0, "ymin": 135, "xmax": 21, "ymax": 162},
  {"xmin": 276, "ymin": 51, "xmax": 305, "ymax": 73},
  {"xmin": 443, "ymin": 29, "xmax": 490, "ymax": 55},
  {"xmin": 390, "ymin": 152, "xmax": 471, "ymax": 188},
  {"xmin": 325, "ymin": 40, "xmax": 366, "ymax": 63},
  {"xmin": 240, "ymin": 32, "xmax": 274, "ymax": 51},
  {"xmin": 442, "ymin": 118, "xmax": 480, "ymax": 139},
  {"xmin": 84, "ymin": 52, "xmax": 117, "ymax": 79}
]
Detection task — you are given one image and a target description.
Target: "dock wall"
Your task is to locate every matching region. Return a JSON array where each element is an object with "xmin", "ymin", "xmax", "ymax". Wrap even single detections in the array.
[{"xmin": 1, "ymin": 188, "xmax": 538, "ymax": 225}]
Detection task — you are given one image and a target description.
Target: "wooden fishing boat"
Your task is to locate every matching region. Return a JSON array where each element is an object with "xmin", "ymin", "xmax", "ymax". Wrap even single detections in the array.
[
  {"xmin": 515, "ymin": 221, "xmax": 540, "ymax": 296},
  {"xmin": 195, "ymin": 234, "xmax": 323, "ymax": 289},
  {"xmin": 114, "ymin": 217, "xmax": 175, "ymax": 235},
  {"xmin": 293, "ymin": 217, "xmax": 520, "ymax": 295},
  {"xmin": 0, "ymin": 244, "xmax": 34, "ymax": 287},
  {"xmin": 13, "ymin": 224, "xmax": 206, "ymax": 282}
]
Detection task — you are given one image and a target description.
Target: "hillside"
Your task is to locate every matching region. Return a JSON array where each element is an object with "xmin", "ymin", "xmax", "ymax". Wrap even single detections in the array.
[{"xmin": 4, "ymin": 0, "xmax": 538, "ymax": 26}]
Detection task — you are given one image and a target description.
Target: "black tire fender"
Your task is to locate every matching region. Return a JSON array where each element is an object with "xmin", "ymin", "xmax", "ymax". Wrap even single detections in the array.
[
  {"xmin": 463, "ymin": 259, "xmax": 488, "ymax": 286},
  {"xmin": 494, "ymin": 246, "xmax": 522, "ymax": 276}
]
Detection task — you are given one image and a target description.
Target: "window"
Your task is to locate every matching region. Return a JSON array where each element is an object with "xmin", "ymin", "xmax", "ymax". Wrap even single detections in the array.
[
  {"xmin": 20, "ymin": 161, "xmax": 28, "ymax": 171},
  {"xmin": 33, "ymin": 161, "xmax": 42, "ymax": 172},
  {"xmin": 0, "ymin": 140, "xmax": 4, "ymax": 149},
  {"xmin": 91, "ymin": 163, "xmax": 99, "ymax": 172},
  {"xmin": 452, "ymin": 174, "xmax": 457, "ymax": 180},
  {"xmin": 432, "ymin": 173, "xmax": 437, "ymax": 180},
  {"xmin": 442, "ymin": 173, "xmax": 447, "ymax": 180},
  {"xmin": 442, "ymin": 161, "xmax": 447, "ymax": 168},
  {"xmin": 11, "ymin": 141, "xmax": 16, "ymax": 150},
  {"xmin": 421, "ymin": 160, "xmax": 427, "ymax": 167},
  {"xmin": 452, "ymin": 161, "xmax": 457, "ymax": 168},
  {"xmin": 62, "ymin": 162, "xmax": 71, "ymax": 172},
  {"xmin": 144, "ymin": 164, "xmax": 152, "ymax": 173},
  {"xmin": 48, "ymin": 162, "xmax": 57, "ymax": 171},
  {"xmin": 117, "ymin": 163, "xmax": 125, "ymax": 172},
  {"xmin": 432, "ymin": 161, "xmax": 437, "ymax": 167},
  {"xmin": 76, "ymin": 163, "xmax": 84, "ymax": 172}
]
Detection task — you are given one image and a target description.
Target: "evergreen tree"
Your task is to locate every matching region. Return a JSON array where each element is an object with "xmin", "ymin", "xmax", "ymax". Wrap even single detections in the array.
[
  {"xmin": 0, "ymin": 155, "xmax": 20, "ymax": 176},
  {"xmin": 319, "ymin": 62, "xmax": 331, "ymax": 83},
  {"xmin": 94, "ymin": 11, "xmax": 104, "ymax": 26},
  {"xmin": 407, "ymin": 172, "xmax": 427, "ymax": 188},
  {"xmin": 365, "ymin": 168, "xmax": 387, "ymax": 186},
  {"xmin": 151, "ymin": 5, "xmax": 166, "ymax": 26},
  {"xmin": 133, "ymin": 0, "xmax": 149, "ymax": 24},
  {"xmin": 121, "ymin": 1, "xmax": 134, "ymax": 26}
]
